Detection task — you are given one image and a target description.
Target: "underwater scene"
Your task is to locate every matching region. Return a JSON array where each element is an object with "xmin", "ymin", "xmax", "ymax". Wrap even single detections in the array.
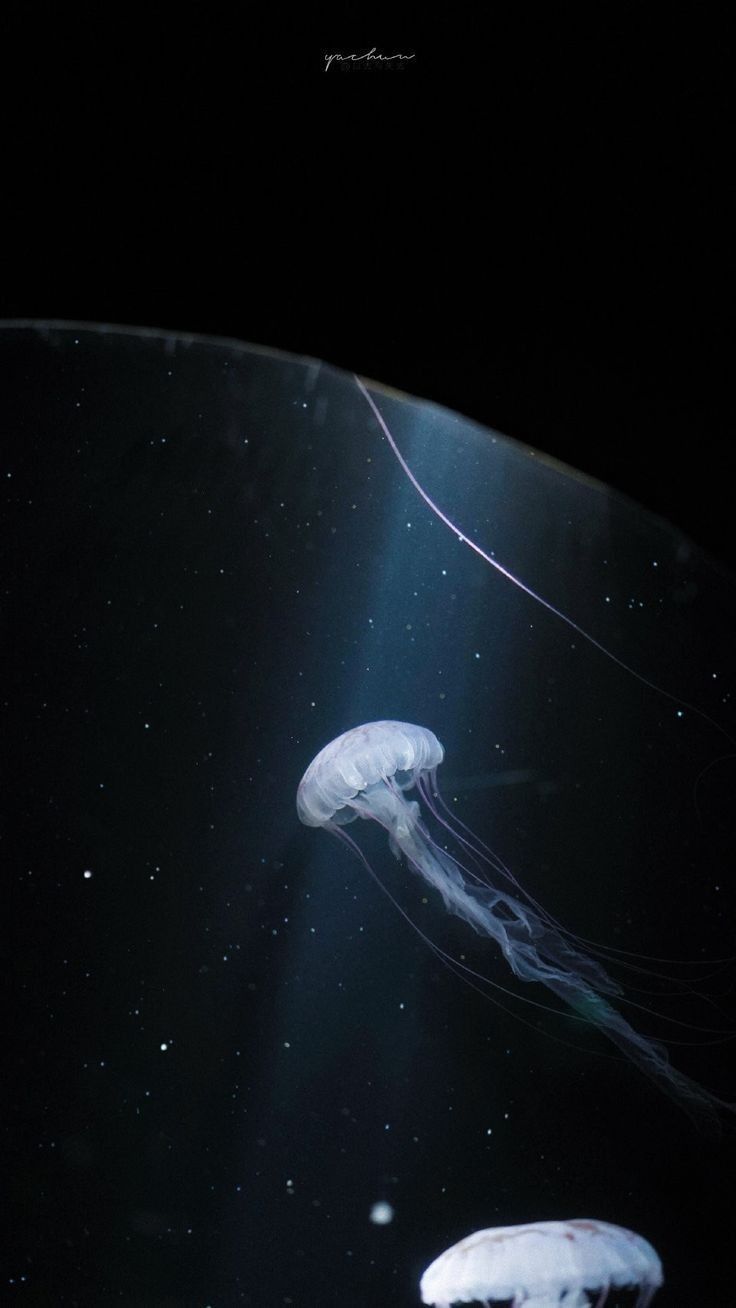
[{"xmin": 6, "ymin": 323, "xmax": 735, "ymax": 1304}]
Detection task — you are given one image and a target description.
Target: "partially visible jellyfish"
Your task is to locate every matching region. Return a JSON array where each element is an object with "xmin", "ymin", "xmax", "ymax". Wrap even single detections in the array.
[
  {"xmin": 297, "ymin": 720, "xmax": 731, "ymax": 1129},
  {"xmin": 419, "ymin": 1218, "xmax": 663, "ymax": 1307}
]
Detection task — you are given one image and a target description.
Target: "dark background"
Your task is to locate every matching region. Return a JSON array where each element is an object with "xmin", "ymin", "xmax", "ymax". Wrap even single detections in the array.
[
  {"xmin": 3, "ymin": 10, "xmax": 735, "ymax": 1308},
  {"xmin": 1, "ymin": 11, "xmax": 733, "ymax": 569},
  {"xmin": 5, "ymin": 323, "xmax": 735, "ymax": 1307}
]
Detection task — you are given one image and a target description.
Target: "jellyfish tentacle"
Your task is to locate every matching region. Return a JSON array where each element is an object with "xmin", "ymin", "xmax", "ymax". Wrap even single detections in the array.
[
  {"xmin": 298, "ymin": 721, "xmax": 734, "ymax": 1129},
  {"xmin": 356, "ymin": 374, "xmax": 735, "ymax": 751}
]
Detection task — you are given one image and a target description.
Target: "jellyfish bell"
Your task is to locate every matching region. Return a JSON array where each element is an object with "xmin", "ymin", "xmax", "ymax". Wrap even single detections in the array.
[
  {"xmin": 419, "ymin": 1218, "xmax": 663, "ymax": 1308},
  {"xmin": 296, "ymin": 719, "xmax": 443, "ymax": 831},
  {"xmin": 297, "ymin": 721, "xmax": 733, "ymax": 1130}
]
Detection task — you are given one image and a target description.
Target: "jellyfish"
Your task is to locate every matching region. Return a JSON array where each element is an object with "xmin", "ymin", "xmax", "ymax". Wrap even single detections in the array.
[
  {"xmin": 419, "ymin": 1218, "xmax": 663, "ymax": 1307},
  {"xmin": 297, "ymin": 720, "xmax": 730, "ymax": 1130}
]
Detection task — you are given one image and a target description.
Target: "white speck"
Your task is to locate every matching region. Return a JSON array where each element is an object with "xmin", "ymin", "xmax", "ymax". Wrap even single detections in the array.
[
  {"xmin": 369, "ymin": 1200, "xmax": 394, "ymax": 1225},
  {"xmin": 83, "ymin": 869, "xmax": 93, "ymax": 880},
  {"xmin": 284, "ymin": 1041, "xmax": 291, "ymax": 1049},
  {"xmin": 160, "ymin": 1042, "xmax": 169, "ymax": 1052}
]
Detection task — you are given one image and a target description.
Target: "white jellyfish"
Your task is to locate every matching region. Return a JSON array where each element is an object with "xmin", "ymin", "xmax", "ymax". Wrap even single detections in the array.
[
  {"xmin": 297, "ymin": 720, "xmax": 730, "ymax": 1129},
  {"xmin": 419, "ymin": 1218, "xmax": 663, "ymax": 1307}
]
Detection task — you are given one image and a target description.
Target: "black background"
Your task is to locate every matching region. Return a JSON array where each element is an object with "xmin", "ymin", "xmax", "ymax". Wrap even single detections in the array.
[
  {"xmin": 3, "ymin": 9, "xmax": 735, "ymax": 1308},
  {"xmin": 1, "ymin": 10, "xmax": 733, "ymax": 568}
]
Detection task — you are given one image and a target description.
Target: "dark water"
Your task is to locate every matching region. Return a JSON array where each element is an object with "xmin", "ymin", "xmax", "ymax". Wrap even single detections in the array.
[{"xmin": 5, "ymin": 324, "xmax": 735, "ymax": 1305}]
